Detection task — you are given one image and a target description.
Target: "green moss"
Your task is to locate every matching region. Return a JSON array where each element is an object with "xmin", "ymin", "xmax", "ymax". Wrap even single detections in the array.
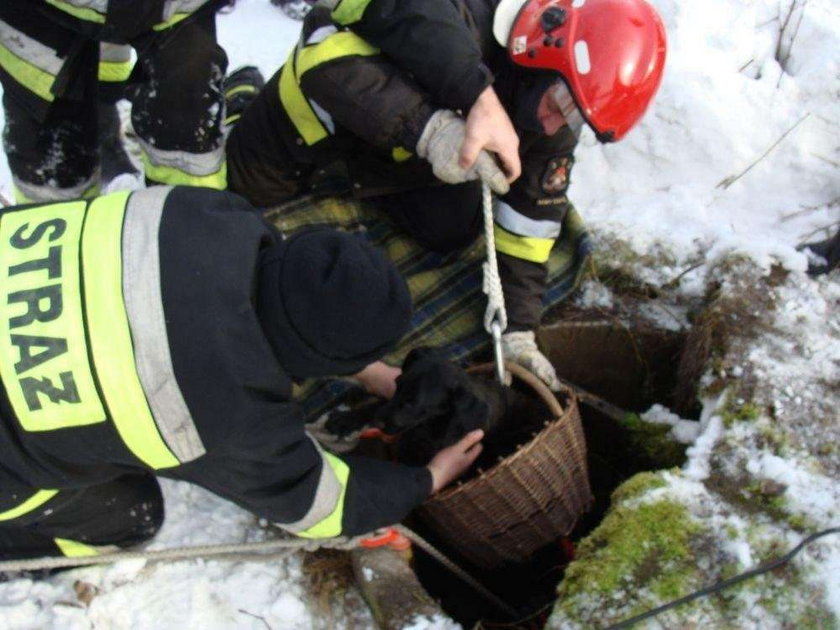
[
  {"xmin": 557, "ymin": 500, "xmax": 703, "ymax": 620},
  {"xmin": 610, "ymin": 471, "xmax": 669, "ymax": 503},
  {"xmin": 621, "ymin": 413, "xmax": 687, "ymax": 468},
  {"xmin": 721, "ymin": 399, "xmax": 761, "ymax": 427},
  {"xmin": 786, "ymin": 513, "xmax": 817, "ymax": 532}
]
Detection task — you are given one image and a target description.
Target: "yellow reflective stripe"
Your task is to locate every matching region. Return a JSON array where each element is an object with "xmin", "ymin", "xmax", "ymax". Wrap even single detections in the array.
[
  {"xmin": 98, "ymin": 59, "xmax": 132, "ymax": 83},
  {"xmin": 494, "ymin": 225, "xmax": 555, "ymax": 263},
  {"xmin": 0, "ymin": 44, "xmax": 56, "ymax": 102},
  {"xmin": 280, "ymin": 33, "xmax": 379, "ymax": 146},
  {"xmin": 45, "ymin": 0, "xmax": 106, "ymax": 23},
  {"xmin": 82, "ymin": 192, "xmax": 179, "ymax": 470},
  {"xmin": 224, "ymin": 113, "xmax": 241, "ymax": 126},
  {"xmin": 54, "ymin": 538, "xmax": 98, "ymax": 557},
  {"xmin": 279, "ymin": 53, "xmax": 327, "ymax": 146},
  {"xmin": 0, "ymin": 490, "xmax": 58, "ymax": 522},
  {"xmin": 392, "ymin": 147, "xmax": 412, "ymax": 163},
  {"xmin": 296, "ymin": 452, "xmax": 349, "ymax": 539},
  {"xmin": 140, "ymin": 155, "xmax": 227, "ymax": 190},
  {"xmin": 0, "ymin": 202, "xmax": 107, "ymax": 430},
  {"xmin": 296, "ymin": 32, "xmax": 378, "ymax": 74},
  {"xmin": 225, "ymin": 84, "xmax": 257, "ymax": 99},
  {"xmin": 153, "ymin": 13, "xmax": 190, "ymax": 31},
  {"xmin": 331, "ymin": 0, "xmax": 372, "ymax": 25}
]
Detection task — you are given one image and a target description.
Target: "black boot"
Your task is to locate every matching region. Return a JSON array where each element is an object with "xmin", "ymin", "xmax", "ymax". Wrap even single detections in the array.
[
  {"xmin": 800, "ymin": 230, "xmax": 840, "ymax": 277},
  {"xmin": 223, "ymin": 66, "xmax": 265, "ymax": 127}
]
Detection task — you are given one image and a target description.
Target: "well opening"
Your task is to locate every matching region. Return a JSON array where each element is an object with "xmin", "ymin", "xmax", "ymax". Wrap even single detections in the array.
[{"xmin": 409, "ymin": 315, "xmax": 698, "ymax": 628}]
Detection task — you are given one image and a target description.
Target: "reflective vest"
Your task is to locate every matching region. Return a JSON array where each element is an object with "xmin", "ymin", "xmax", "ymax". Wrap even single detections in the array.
[
  {"xmin": 0, "ymin": 187, "xmax": 355, "ymax": 538},
  {"xmin": 0, "ymin": 188, "xmax": 206, "ymax": 471}
]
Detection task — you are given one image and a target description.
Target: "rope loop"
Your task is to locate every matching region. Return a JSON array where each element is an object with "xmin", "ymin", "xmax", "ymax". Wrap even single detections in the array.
[{"xmin": 481, "ymin": 181, "xmax": 508, "ymax": 334}]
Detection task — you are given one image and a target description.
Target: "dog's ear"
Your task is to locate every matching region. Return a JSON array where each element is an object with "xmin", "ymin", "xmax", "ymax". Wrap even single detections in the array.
[
  {"xmin": 403, "ymin": 346, "xmax": 433, "ymax": 371},
  {"xmin": 451, "ymin": 386, "xmax": 491, "ymax": 432},
  {"xmin": 403, "ymin": 346, "xmax": 450, "ymax": 372}
]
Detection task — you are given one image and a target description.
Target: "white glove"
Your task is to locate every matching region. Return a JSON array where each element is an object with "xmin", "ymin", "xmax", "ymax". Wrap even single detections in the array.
[
  {"xmin": 416, "ymin": 110, "xmax": 510, "ymax": 195},
  {"xmin": 501, "ymin": 331, "xmax": 561, "ymax": 391}
]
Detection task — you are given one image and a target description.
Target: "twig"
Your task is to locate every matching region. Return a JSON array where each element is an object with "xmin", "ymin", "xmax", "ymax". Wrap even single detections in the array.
[
  {"xmin": 797, "ymin": 221, "xmax": 840, "ymax": 246},
  {"xmin": 779, "ymin": 198, "xmax": 840, "ymax": 222},
  {"xmin": 716, "ymin": 113, "xmax": 810, "ymax": 190},
  {"xmin": 738, "ymin": 58, "xmax": 754, "ymax": 73},
  {"xmin": 776, "ymin": 1, "xmax": 807, "ymax": 87},
  {"xmin": 774, "ymin": 0, "xmax": 798, "ymax": 68},
  {"xmin": 655, "ymin": 302, "xmax": 688, "ymax": 330},
  {"xmin": 811, "ymin": 153, "xmax": 840, "ymax": 169},
  {"xmin": 663, "ymin": 260, "xmax": 705, "ymax": 289},
  {"xmin": 238, "ymin": 609, "xmax": 273, "ymax": 630}
]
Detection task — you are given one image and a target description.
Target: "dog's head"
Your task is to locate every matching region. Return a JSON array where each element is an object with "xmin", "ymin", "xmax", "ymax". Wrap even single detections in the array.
[{"xmin": 376, "ymin": 347, "xmax": 490, "ymax": 439}]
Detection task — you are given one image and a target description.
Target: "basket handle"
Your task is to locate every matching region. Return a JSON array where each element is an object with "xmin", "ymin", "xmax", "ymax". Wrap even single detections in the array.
[{"xmin": 468, "ymin": 361, "xmax": 565, "ymax": 416}]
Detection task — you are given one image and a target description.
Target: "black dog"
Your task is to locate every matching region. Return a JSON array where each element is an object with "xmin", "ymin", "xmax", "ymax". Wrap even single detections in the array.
[
  {"xmin": 322, "ymin": 347, "xmax": 513, "ymax": 466},
  {"xmin": 376, "ymin": 347, "xmax": 511, "ymax": 466}
]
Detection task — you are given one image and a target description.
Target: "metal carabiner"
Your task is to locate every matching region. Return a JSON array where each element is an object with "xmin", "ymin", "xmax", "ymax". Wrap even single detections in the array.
[{"xmin": 491, "ymin": 318, "xmax": 505, "ymax": 384}]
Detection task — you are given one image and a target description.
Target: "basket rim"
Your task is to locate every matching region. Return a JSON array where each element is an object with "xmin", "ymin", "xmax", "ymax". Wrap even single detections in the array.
[{"xmin": 426, "ymin": 362, "xmax": 581, "ymax": 504}]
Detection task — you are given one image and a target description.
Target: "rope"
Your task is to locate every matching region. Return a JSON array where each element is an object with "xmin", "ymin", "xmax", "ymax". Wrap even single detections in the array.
[
  {"xmin": 0, "ymin": 524, "xmax": 520, "ymax": 618},
  {"xmin": 604, "ymin": 526, "xmax": 840, "ymax": 629},
  {"xmin": 480, "ymin": 181, "xmax": 507, "ymax": 335},
  {"xmin": 394, "ymin": 525, "xmax": 519, "ymax": 618},
  {"xmin": 0, "ymin": 532, "xmax": 368, "ymax": 573}
]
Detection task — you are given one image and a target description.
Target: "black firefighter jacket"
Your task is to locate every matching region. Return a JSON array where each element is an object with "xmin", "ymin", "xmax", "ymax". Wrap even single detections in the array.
[
  {"xmin": 226, "ymin": 0, "xmax": 580, "ymax": 331},
  {"xmin": 0, "ymin": 186, "xmax": 431, "ymax": 537}
]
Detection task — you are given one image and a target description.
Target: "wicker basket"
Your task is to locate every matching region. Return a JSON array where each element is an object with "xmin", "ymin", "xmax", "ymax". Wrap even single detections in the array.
[{"xmin": 417, "ymin": 362, "xmax": 592, "ymax": 569}]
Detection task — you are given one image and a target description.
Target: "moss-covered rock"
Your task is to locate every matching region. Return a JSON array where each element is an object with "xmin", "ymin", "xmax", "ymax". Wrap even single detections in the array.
[{"xmin": 550, "ymin": 495, "xmax": 704, "ymax": 627}]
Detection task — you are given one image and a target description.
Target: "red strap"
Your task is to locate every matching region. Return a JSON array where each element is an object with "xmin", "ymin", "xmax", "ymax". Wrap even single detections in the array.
[
  {"xmin": 359, "ymin": 428, "xmax": 398, "ymax": 443},
  {"xmin": 359, "ymin": 527, "xmax": 411, "ymax": 551}
]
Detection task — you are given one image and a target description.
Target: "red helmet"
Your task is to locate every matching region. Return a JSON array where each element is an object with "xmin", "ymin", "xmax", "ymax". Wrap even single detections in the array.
[{"xmin": 495, "ymin": 0, "xmax": 667, "ymax": 141}]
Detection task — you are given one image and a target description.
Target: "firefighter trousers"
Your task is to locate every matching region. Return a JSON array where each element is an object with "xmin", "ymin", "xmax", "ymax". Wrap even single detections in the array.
[
  {"xmin": 374, "ymin": 181, "xmax": 483, "ymax": 253},
  {"xmin": 0, "ymin": 474, "xmax": 163, "ymax": 561},
  {"xmin": 0, "ymin": 3, "xmax": 228, "ymax": 202}
]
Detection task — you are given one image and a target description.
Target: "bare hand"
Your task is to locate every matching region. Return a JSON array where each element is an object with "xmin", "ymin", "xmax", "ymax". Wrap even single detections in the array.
[
  {"xmin": 352, "ymin": 361, "xmax": 401, "ymax": 399},
  {"xmin": 427, "ymin": 429, "xmax": 484, "ymax": 493},
  {"xmin": 460, "ymin": 86, "xmax": 521, "ymax": 183}
]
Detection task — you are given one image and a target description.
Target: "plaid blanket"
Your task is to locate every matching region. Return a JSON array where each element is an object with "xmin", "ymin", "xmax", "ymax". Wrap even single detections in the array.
[{"xmin": 264, "ymin": 194, "xmax": 592, "ymax": 421}]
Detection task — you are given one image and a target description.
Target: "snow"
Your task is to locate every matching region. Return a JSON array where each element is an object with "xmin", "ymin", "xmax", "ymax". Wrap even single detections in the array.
[
  {"xmin": 1, "ymin": 0, "xmax": 839, "ymax": 627},
  {"xmin": 640, "ymin": 403, "xmax": 701, "ymax": 444}
]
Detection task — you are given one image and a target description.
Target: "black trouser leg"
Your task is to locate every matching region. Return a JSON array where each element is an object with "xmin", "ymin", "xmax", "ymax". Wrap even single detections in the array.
[
  {"xmin": 0, "ymin": 9, "xmax": 99, "ymax": 202},
  {"xmin": 130, "ymin": 10, "xmax": 228, "ymax": 187},
  {"xmin": 0, "ymin": 474, "xmax": 164, "ymax": 561},
  {"xmin": 374, "ymin": 181, "xmax": 483, "ymax": 253}
]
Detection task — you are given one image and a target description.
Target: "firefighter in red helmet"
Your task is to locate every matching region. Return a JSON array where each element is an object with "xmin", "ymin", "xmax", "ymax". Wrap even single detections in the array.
[
  {"xmin": 495, "ymin": 0, "xmax": 667, "ymax": 142},
  {"xmin": 224, "ymin": 0, "xmax": 668, "ymax": 389}
]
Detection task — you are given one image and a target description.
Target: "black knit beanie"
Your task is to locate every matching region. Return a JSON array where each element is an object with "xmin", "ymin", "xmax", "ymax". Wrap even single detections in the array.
[{"xmin": 256, "ymin": 229, "xmax": 413, "ymax": 379}]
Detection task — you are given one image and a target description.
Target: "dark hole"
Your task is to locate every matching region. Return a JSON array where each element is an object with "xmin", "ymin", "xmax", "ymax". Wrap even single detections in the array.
[{"xmin": 409, "ymin": 319, "xmax": 697, "ymax": 628}]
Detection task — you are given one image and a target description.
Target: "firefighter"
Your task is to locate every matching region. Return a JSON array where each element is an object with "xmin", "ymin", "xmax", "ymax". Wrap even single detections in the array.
[
  {"xmin": 0, "ymin": 0, "xmax": 519, "ymax": 206},
  {"xmin": 0, "ymin": 186, "xmax": 483, "ymax": 560},
  {"xmin": 224, "ymin": 0, "xmax": 668, "ymax": 389},
  {"xmin": 0, "ymin": 1, "xmax": 234, "ymax": 203}
]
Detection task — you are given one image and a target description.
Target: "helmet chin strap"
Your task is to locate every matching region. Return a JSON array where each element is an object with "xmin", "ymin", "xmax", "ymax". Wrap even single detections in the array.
[{"xmin": 493, "ymin": 0, "xmax": 529, "ymax": 46}]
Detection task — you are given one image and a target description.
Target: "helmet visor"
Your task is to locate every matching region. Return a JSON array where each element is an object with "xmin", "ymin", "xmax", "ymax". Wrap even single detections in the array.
[{"xmin": 551, "ymin": 81, "xmax": 585, "ymax": 136}]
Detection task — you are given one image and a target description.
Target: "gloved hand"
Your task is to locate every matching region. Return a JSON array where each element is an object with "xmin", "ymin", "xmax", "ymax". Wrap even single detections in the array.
[
  {"xmin": 416, "ymin": 110, "xmax": 510, "ymax": 195},
  {"xmin": 305, "ymin": 407, "xmax": 364, "ymax": 454},
  {"xmin": 501, "ymin": 331, "xmax": 561, "ymax": 391}
]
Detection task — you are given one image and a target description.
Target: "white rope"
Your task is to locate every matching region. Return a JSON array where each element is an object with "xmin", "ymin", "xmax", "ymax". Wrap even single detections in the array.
[
  {"xmin": 0, "ymin": 525, "xmax": 519, "ymax": 617},
  {"xmin": 480, "ymin": 181, "xmax": 509, "ymax": 383},
  {"xmin": 480, "ymin": 181, "xmax": 508, "ymax": 334},
  {"xmin": 0, "ymin": 533, "xmax": 367, "ymax": 573},
  {"xmin": 394, "ymin": 525, "xmax": 519, "ymax": 617}
]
